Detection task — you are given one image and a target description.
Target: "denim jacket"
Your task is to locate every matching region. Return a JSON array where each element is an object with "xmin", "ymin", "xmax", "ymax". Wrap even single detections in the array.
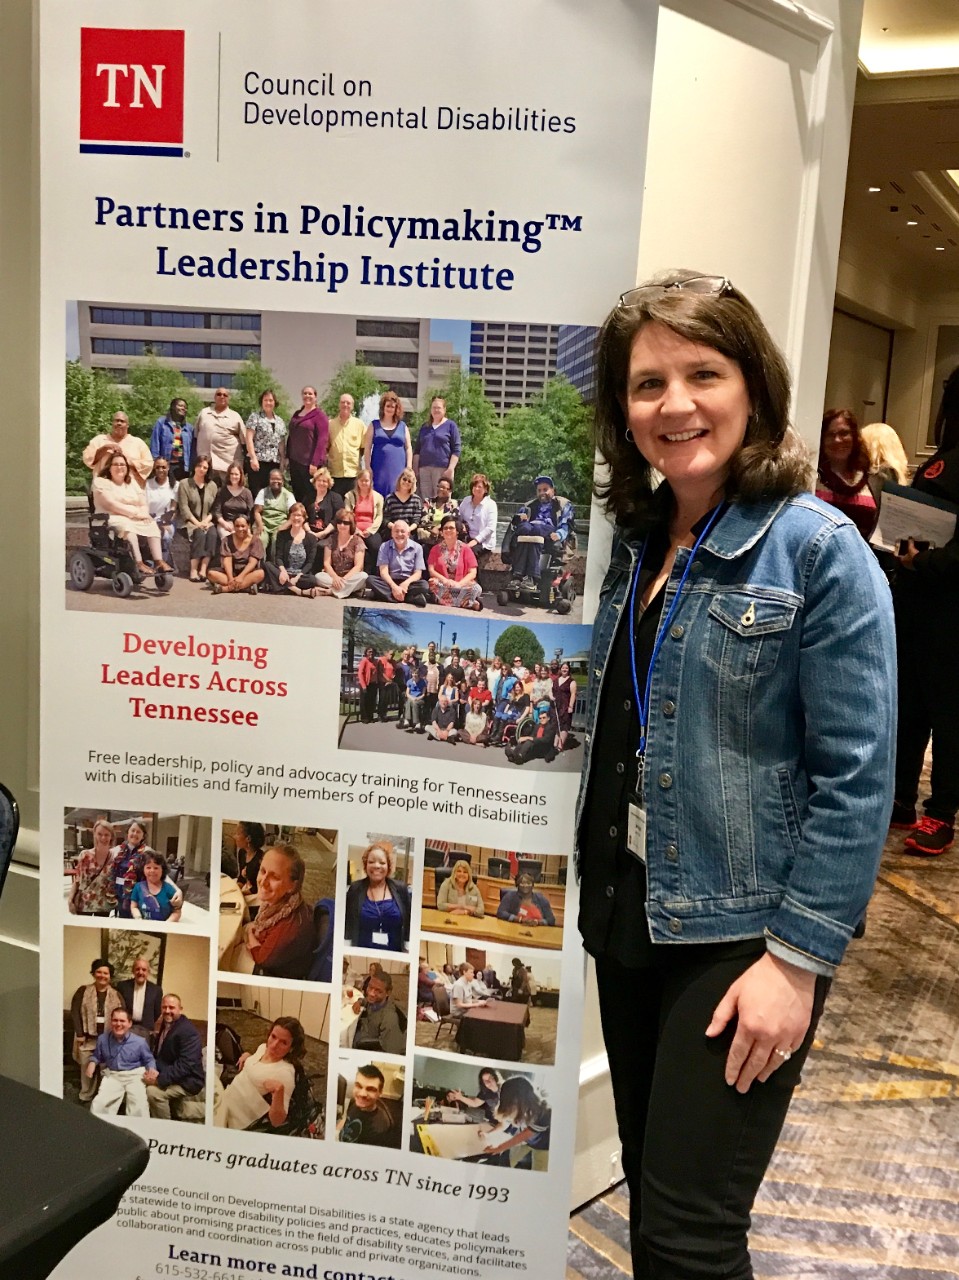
[{"xmin": 575, "ymin": 493, "xmax": 897, "ymax": 976}]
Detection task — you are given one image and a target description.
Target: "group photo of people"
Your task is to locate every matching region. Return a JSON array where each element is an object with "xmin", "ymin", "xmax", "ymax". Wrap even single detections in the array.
[
  {"xmin": 65, "ymin": 303, "xmax": 596, "ymax": 627},
  {"xmin": 63, "ymin": 927, "xmax": 211, "ymax": 1123},
  {"xmin": 420, "ymin": 844, "xmax": 567, "ymax": 952},
  {"xmin": 415, "ymin": 943, "xmax": 560, "ymax": 1066},
  {"xmin": 339, "ymin": 956, "xmax": 410, "ymax": 1057},
  {"xmin": 213, "ymin": 981, "xmax": 329, "ymax": 1138},
  {"xmin": 64, "ymin": 808, "xmax": 211, "ymax": 922},
  {"xmin": 218, "ymin": 821, "xmax": 337, "ymax": 982},
  {"xmin": 336, "ymin": 1058, "xmax": 404, "ymax": 1149},
  {"xmin": 410, "ymin": 1055, "xmax": 552, "ymax": 1171},
  {"xmin": 342, "ymin": 835, "xmax": 414, "ymax": 955},
  {"xmin": 339, "ymin": 611, "xmax": 588, "ymax": 771}
]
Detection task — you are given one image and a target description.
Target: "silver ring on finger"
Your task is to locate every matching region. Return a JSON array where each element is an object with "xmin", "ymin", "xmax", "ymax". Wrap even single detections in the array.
[{"xmin": 773, "ymin": 1047, "xmax": 792, "ymax": 1061}]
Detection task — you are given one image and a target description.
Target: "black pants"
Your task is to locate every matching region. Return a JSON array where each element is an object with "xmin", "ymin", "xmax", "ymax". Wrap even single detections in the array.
[
  {"xmin": 367, "ymin": 576, "xmax": 431, "ymax": 606},
  {"xmin": 359, "ymin": 686, "xmax": 377, "ymax": 723},
  {"xmin": 595, "ymin": 944, "xmax": 827, "ymax": 1279},
  {"xmin": 263, "ymin": 562, "xmax": 319, "ymax": 593},
  {"xmin": 332, "ymin": 476, "xmax": 355, "ymax": 497},
  {"xmin": 361, "ymin": 531, "xmax": 382, "ymax": 575},
  {"xmin": 289, "ymin": 461, "xmax": 315, "ymax": 507},
  {"xmin": 894, "ymin": 602, "xmax": 959, "ymax": 821}
]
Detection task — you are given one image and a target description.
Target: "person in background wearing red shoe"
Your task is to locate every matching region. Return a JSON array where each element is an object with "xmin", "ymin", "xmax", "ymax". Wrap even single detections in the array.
[{"xmin": 891, "ymin": 366, "xmax": 959, "ymax": 857}]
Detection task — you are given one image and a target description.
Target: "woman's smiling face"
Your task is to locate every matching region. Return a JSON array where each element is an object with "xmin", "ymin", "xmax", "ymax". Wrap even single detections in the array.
[{"xmin": 625, "ymin": 321, "xmax": 751, "ymax": 507}]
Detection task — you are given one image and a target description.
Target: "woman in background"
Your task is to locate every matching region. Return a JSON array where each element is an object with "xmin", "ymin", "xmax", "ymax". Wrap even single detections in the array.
[
  {"xmin": 365, "ymin": 390, "xmax": 412, "ymax": 499},
  {"xmin": 264, "ymin": 503, "xmax": 321, "ymax": 597},
  {"xmin": 891, "ymin": 367, "xmax": 959, "ymax": 856},
  {"xmin": 286, "ymin": 386, "xmax": 329, "ymax": 506},
  {"xmin": 343, "ymin": 841, "xmax": 411, "ymax": 952},
  {"xmin": 244, "ymin": 844, "xmax": 314, "ymax": 979},
  {"xmin": 234, "ymin": 821, "xmax": 266, "ymax": 895},
  {"xmin": 212, "ymin": 462, "xmax": 254, "ymax": 545},
  {"xmin": 436, "ymin": 859, "xmax": 485, "ymax": 916},
  {"xmin": 69, "ymin": 820, "xmax": 117, "ymax": 916},
  {"xmin": 481, "ymin": 1076, "xmax": 551, "ymax": 1170},
  {"xmin": 861, "ymin": 421, "xmax": 910, "ymax": 487},
  {"xmin": 244, "ymin": 388, "xmax": 286, "ymax": 493},
  {"xmin": 307, "ymin": 467, "xmax": 345, "ymax": 545},
  {"xmin": 207, "ymin": 513, "xmax": 265, "ymax": 595},
  {"xmin": 177, "ymin": 453, "xmax": 219, "ymax": 581},
  {"xmin": 215, "ymin": 1016, "xmax": 304, "ymax": 1129},
  {"xmin": 315, "ymin": 509, "xmax": 368, "ymax": 599},
  {"xmin": 112, "ymin": 819, "xmax": 153, "ymax": 919},
  {"xmin": 130, "ymin": 852, "xmax": 182, "ymax": 922},
  {"xmin": 815, "ymin": 408, "xmax": 879, "ymax": 537},
  {"xmin": 345, "ymin": 468, "xmax": 385, "ymax": 574},
  {"xmin": 92, "ymin": 454, "xmax": 172, "ymax": 575},
  {"xmin": 552, "ymin": 661, "xmax": 577, "ymax": 751}
]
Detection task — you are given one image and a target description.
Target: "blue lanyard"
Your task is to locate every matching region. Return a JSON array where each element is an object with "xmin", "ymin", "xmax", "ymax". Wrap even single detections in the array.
[{"xmin": 627, "ymin": 505, "xmax": 724, "ymax": 794}]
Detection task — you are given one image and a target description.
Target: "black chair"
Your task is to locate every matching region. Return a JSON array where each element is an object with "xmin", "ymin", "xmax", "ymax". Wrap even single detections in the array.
[
  {"xmin": 431, "ymin": 984, "xmax": 460, "ymax": 1043},
  {"xmin": 487, "ymin": 856, "xmax": 511, "ymax": 879},
  {"xmin": 0, "ymin": 787, "xmax": 149, "ymax": 1277},
  {"xmin": 433, "ymin": 866, "xmax": 454, "ymax": 899},
  {"xmin": 517, "ymin": 858, "xmax": 542, "ymax": 881},
  {"xmin": 0, "ymin": 781, "xmax": 20, "ymax": 902}
]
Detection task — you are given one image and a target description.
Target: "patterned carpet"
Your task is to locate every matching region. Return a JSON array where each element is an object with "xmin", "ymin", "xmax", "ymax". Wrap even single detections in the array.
[{"xmin": 568, "ymin": 763, "xmax": 959, "ymax": 1278}]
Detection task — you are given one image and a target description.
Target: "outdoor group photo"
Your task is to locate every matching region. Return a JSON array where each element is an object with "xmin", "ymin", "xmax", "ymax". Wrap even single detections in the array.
[{"xmin": 64, "ymin": 302, "xmax": 596, "ymax": 628}]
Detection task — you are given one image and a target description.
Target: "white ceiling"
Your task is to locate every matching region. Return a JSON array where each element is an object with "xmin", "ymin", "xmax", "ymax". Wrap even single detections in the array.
[
  {"xmin": 839, "ymin": 1, "xmax": 959, "ymax": 305},
  {"xmin": 860, "ymin": 0, "xmax": 959, "ymax": 77}
]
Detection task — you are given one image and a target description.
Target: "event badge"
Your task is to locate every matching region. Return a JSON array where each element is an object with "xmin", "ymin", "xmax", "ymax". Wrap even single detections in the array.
[
  {"xmin": 627, "ymin": 801, "xmax": 647, "ymax": 863},
  {"xmin": 373, "ymin": 931, "xmax": 389, "ymax": 947}
]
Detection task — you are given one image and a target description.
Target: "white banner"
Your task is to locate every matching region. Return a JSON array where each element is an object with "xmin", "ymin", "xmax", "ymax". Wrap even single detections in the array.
[{"xmin": 40, "ymin": 3, "xmax": 658, "ymax": 1277}]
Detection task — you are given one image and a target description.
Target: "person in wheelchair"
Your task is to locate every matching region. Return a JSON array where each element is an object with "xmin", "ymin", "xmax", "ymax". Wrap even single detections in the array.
[
  {"xmin": 506, "ymin": 705, "xmax": 559, "ymax": 766},
  {"xmin": 214, "ymin": 1016, "xmax": 304, "ymax": 1130},
  {"xmin": 91, "ymin": 454, "xmax": 173, "ymax": 578},
  {"xmin": 487, "ymin": 681, "xmax": 530, "ymax": 747},
  {"xmin": 503, "ymin": 475, "xmax": 574, "ymax": 591}
]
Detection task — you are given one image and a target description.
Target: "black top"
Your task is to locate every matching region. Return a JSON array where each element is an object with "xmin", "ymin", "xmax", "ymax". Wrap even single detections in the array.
[{"xmin": 578, "ymin": 521, "xmax": 667, "ymax": 965}]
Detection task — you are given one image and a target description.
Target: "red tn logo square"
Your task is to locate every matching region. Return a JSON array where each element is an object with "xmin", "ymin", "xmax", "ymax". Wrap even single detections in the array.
[{"xmin": 80, "ymin": 28, "xmax": 184, "ymax": 155}]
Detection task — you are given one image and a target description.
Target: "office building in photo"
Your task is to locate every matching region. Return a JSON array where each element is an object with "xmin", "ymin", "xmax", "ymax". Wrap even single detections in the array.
[
  {"xmin": 468, "ymin": 321, "xmax": 559, "ymax": 414},
  {"xmin": 77, "ymin": 304, "xmax": 454, "ymax": 414},
  {"xmin": 556, "ymin": 324, "xmax": 599, "ymax": 404}
]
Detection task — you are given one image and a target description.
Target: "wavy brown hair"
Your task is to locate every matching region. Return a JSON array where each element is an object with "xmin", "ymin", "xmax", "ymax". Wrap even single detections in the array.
[{"xmin": 593, "ymin": 268, "xmax": 810, "ymax": 527}]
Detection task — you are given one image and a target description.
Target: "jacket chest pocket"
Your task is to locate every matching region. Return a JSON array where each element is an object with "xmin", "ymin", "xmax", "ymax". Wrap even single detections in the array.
[{"xmin": 704, "ymin": 591, "xmax": 798, "ymax": 680}]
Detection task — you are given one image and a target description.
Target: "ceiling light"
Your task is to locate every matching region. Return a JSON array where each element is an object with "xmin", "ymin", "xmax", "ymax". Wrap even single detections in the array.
[
  {"xmin": 868, "ymin": 186, "xmax": 881, "ymax": 193},
  {"xmin": 907, "ymin": 220, "xmax": 918, "ymax": 226},
  {"xmin": 936, "ymin": 246, "xmax": 946, "ymax": 251}
]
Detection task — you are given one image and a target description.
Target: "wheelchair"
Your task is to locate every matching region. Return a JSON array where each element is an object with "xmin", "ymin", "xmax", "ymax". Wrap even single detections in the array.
[
  {"xmin": 69, "ymin": 513, "xmax": 174, "ymax": 598},
  {"xmin": 497, "ymin": 519, "xmax": 576, "ymax": 614}
]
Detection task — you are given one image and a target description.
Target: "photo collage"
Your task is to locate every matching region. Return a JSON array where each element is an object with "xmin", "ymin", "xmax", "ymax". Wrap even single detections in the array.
[{"xmin": 62, "ymin": 813, "xmax": 565, "ymax": 1171}]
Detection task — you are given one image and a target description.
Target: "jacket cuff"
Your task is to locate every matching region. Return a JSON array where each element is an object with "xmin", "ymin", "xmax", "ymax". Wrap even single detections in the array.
[{"xmin": 764, "ymin": 929, "xmax": 838, "ymax": 978}]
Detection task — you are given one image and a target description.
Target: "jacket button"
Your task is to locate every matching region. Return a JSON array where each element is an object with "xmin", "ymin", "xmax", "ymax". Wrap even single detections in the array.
[
  {"xmin": 662, "ymin": 700, "xmax": 675, "ymax": 716},
  {"xmin": 690, "ymin": 561, "xmax": 702, "ymax": 574},
  {"xmin": 585, "ymin": 733, "xmax": 591, "ymax": 745},
  {"xmin": 616, "ymin": 762, "xmax": 625, "ymax": 775},
  {"xmin": 623, "ymin": 698, "xmax": 631, "ymax": 711},
  {"xmin": 670, "ymin": 624, "xmax": 685, "ymax": 640},
  {"xmin": 606, "ymin": 885, "xmax": 615, "ymax": 898},
  {"xmin": 668, "ymin": 918, "xmax": 682, "ymax": 934},
  {"xmin": 658, "ymin": 772, "xmax": 672, "ymax": 789},
  {"xmin": 609, "ymin": 825, "xmax": 618, "ymax": 839},
  {"xmin": 665, "ymin": 843, "xmax": 678, "ymax": 860}
]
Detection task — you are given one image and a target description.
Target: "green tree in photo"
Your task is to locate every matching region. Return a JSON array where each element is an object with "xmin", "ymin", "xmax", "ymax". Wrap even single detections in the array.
[
  {"xmin": 496, "ymin": 375, "xmax": 592, "ymax": 505},
  {"xmin": 321, "ymin": 361, "xmax": 384, "ymax": 419},
  {"xmin": 122, "ymin": 354, "xmax": 203, "ymax": 439},
  {"xmin": 493, "ymin": 624, "xmax": 545, "ymax": 671},
  {"xmin": 230, "ymin": 354, "xmax": 293, "ymax": 423},
  {"xmin": 64, "ymin": 359, "xmax": 124, "ymax": 493}
]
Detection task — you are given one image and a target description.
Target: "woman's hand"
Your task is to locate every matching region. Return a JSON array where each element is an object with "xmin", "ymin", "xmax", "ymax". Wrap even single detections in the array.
[
  {"xmin": 705, "ymin": 952, "xmax": 816, "ymax": 1093},
  {"xmin": 237, "ymin": 1052, "xmax": 251, "ymax": 1071},
  {"xmin": 895, "ymin": 538, "xmax": 921, "ymax": 569}
]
